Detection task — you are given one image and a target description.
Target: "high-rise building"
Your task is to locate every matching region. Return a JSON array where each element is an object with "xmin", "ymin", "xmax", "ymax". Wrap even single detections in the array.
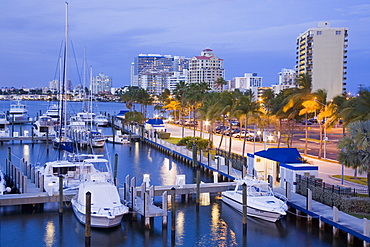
[
  {"xmin": 296, "ymin": 21, "xmax": 348, "ymax": 100},
  {"xmin": 91, "ymin": 73, "xmax": 112, "ymax": 94},
  {"xmin": 272, "ymin": 68, "xmax": 297, "ymax": 94},
  {"xmin": 229, "ymin": 73, "xmax": 262, "ymax": 101},
  {"xmin": 188, "ymin": 49, "xmax": 225, "ymax": 91},
  {"xmin": 131, "ymin": 54, "xmax": 190, "ymax": 95}
]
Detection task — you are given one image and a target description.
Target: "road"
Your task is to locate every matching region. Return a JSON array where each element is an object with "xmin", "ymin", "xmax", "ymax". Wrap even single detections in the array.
[{"xmin": 165, "ymin": 123, "xmax": 366, "ymax": 189}]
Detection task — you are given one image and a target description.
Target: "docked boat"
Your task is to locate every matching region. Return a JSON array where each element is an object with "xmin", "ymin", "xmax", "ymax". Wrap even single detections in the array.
[
  {"xmin": 0, "ymin": 170, "xmax": 6, "ymax": 195},
  {"xmin": 221, "ymin": 176, "xmax": 288, "ymax": 222},
  {"xmin": 90, "ymin": 130, "xmax": 105, "ymax": 148},
  {"xmin": 8, "ymin": 100, "xmax": 29, "ymax": 123},
  {"xmin": 77, "ymin": 111, "xmax": 95, "ymax": 124},
  {"xmin": 107, "ymin": 131, "xmax": 130, "ymax": 144},
  {"xmin": 94, "ymin": 114, "xmax": 109, "ymax": 127},
  {"xmin": 32, "ymin": 115, "xmax": 57, "ymax": 137},
  {"xmin": 38, "ymin": 154, "xmax": 100, "ymax": 195},
  {"xmin": 71, "ymin": 156, "xmax": 129, "ymax": 228},
  {"xmin": 45, "ymin": 104, "xmax": 61, "ymax": 124},
  {"xmin": 0, "ymin": 112, "xmax": 10, "ymax": 138}
]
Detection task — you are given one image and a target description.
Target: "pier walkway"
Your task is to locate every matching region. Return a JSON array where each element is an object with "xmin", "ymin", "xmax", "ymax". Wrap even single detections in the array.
[{"xmin": 275, "ymin": 187, "xmax": 370, "ymax": 243}]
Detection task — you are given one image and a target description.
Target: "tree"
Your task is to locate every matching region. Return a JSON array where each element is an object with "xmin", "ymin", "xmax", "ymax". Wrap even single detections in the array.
[
  {"xmin": 282, "ymin": 73, "xmax": 313, "ymax": 154},
  {"xmin": 173, "ymin": 81, "xmax": 188, "ymax": 137},
  {"xmin": 183, "ymin": 82, "xmax": 210, "ymax": 139},
  {"xmin": 215, "ymin": 77, "xmax": 228, "ymax": 91},
  {"xmin": 338, "ymin": 120, "xmax": 370, "ymax": 196}
]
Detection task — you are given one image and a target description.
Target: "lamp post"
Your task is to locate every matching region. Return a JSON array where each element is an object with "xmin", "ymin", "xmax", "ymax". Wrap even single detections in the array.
[{"xmin": 314, "ymin": 98, "xmax": 328, "ymax": 159}]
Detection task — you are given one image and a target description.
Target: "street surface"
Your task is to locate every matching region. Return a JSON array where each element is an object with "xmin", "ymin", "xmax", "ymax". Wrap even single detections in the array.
[{"xmin": 165, "ymin": 123, "xmax": 366, "ymax": 190}]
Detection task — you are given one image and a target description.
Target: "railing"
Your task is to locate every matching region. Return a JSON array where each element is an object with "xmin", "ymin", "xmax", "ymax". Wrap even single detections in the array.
[{"xmin": 296, "ymin": 174, "xmax": 368, "ymax": 197}]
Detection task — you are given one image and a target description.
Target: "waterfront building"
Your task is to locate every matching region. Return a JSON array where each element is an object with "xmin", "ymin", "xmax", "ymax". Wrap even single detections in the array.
[
  {"xmin": 272, "ymin": 68, "xmax": 297, "ymax": 94},
  {"xmin": 49, "ymin": 79, "xmax": 60, "ymax": 93},
  {"xmin": 188, "ymin": 48, "xmax": 225, "ymax": 92},
  {"xmin": 229, "ymin": 73, "xmax": 262, "ymax": 101},
  {"xmin": 91, "ymin": 73, "xmax": 112, "ymax": 94},
  {"xmin": 296, "ymin": 21, "xmax": 348, "ymax": 100},
  {"xmin": 131, "ymin": 54, "xmax": 190, "ymax": 95}
]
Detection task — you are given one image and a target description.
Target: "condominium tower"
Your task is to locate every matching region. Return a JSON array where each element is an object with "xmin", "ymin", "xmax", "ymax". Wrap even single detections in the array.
[
  {"xmin": 296, "ymin": 22, "xmax": 348, "ymax": 100},
  {"xmin": 188, "ymin": 49, "xmax": 225, "ymax": 92}
]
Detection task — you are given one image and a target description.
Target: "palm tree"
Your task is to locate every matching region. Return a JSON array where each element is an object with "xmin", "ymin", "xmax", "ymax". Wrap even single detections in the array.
[
  {"xmin": 340, "ymin": 89, "xmax": 370, "ymax": 124},
  {"xmin": 338, "ymin": 120, "xmax": 370, "ymax": 196},
  {"xmin": 184, "ymin": 82, "xmax": 210, "ymax": 138},
  {"xmin": 215, "ymin": 77, "xmax": 228, "ymax": 91},
  {"xmin": 237, "ymin": 94, "xmax": 261, "ymax": 156},
  {"xmin": 282, "ymin": 73, "xmax": 313, "ymax": 154},
  {"xmin": 173, "ymin": 81, "xmax": 188, "ymax": 137}
]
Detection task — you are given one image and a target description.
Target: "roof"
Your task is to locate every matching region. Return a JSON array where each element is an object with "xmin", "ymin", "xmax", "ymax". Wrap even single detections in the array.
[
  {"xmin": 194, "ymin": 56, "xmax": 223, "ymax": 60},
  {"xmin": 254, "ymin": 148, "xmax": 302, "ymax": 163},
  {"xmin": 146, "ymin": 118, "xmax": 164, "ymax": 125}
]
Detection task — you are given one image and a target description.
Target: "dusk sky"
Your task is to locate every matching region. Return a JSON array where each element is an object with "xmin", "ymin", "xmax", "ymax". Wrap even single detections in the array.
[{"xmin": 1, "ymin": 1, "xmax": 370, "ymax": 95}]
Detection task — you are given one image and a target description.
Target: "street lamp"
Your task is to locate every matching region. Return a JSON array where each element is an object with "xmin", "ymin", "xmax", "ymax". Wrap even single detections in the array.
[{"xmin": 314, "ymin": 98, "xmax": 328, "ymax": 159}]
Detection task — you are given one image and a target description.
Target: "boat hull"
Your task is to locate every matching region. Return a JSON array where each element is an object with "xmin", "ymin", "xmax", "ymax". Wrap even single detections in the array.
[
  {"xmin": 221, "ymin": 191, "xmax": 284, "ymax": 223},
  {"xmin": 72, "ymin": 200, "xmax": 124, "ymax": 228}
]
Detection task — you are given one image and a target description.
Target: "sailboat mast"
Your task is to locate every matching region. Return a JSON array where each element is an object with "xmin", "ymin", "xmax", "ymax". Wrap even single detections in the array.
[
  {"xmin": 64, "ymin": 2, "xmax": 69, "ymax": 130},
  {"xmin": 83, "ymin": 47, "xmax": 87, "ymax": 109},
  {"xmin": 90, "ymin": 66, "xmax": 93, "ymax": 129}
]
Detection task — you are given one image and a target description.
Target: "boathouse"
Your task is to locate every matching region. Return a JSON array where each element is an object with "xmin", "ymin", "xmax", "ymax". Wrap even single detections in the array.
[
  {"xmin": 145, "ymin": 118, "xmax": 166, "ymax": 132},
  {"xmin": 247, "ymin": 148, "xmax": 318, "ymax": 192}
]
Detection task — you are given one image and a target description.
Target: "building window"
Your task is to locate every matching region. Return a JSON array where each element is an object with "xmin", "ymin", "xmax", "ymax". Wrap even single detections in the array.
[
  {"xmin": 336, "ymin": 31, "xmax": 341, "ymax": 35},
  {"xmin": 317, "ymin": 31, "xmax": 322, "ymax": 35}
]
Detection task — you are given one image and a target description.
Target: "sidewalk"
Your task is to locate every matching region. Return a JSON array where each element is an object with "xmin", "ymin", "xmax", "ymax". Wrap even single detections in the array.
[{"xmin": 165, "ymin": 124, "xmax": 366, "ymax": 189}]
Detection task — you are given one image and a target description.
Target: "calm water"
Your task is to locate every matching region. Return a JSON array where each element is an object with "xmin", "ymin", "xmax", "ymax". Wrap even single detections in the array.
[{"xmin": 0, "ymin": 101, "xmax": 349, "ymax": 247}]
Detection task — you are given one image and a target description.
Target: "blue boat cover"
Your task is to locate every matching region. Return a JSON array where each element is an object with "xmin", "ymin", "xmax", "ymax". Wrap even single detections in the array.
[{"xmin": 254, "ymin": 148, "xmax": 302, "ymax": 163}]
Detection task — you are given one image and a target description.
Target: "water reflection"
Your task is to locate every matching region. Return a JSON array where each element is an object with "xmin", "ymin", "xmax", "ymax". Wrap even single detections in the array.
[{"xmin": 44, "ymin": 221, "xmax": 55, "ymax": 247}]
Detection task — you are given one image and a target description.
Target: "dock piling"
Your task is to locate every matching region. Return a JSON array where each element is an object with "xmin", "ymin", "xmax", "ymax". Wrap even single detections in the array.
[{"xmin": 85, "ymin": 191, "xmax": 91, "ymax": 247}]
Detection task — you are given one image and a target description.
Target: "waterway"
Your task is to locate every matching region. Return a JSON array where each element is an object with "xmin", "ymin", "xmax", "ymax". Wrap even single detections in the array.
[{"xmin": 0, "ymin": 101, "xmax": 349, "ymax": 246}]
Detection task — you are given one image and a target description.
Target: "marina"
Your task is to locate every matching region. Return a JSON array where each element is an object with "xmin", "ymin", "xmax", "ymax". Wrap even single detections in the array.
[{"xmin": 0, "ymin": 100, "xmax": 367, "ymax": 246}]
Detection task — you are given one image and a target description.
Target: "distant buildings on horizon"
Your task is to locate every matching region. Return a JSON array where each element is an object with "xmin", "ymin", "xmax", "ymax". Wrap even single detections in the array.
[{"xmin": 12, "ymin": 21, "xmax": 347, "ymax": 102}]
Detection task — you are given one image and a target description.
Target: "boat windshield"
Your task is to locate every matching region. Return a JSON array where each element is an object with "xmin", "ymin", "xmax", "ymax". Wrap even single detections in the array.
[{"xmin": 248, "ymin": 184, "xmax": 273, "ymax": 197}]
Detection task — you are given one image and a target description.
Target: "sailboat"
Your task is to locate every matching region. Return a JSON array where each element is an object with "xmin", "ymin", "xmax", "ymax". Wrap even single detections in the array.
[{"xmin": 52, "ymin": 2, "xmax": 74, "ymax": 153}]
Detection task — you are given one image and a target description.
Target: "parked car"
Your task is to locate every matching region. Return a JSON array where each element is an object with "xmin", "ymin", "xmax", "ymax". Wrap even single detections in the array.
[
  {"xmin": 301, "ymin": 120, "xmax": 312, "ymax": 125},
  {"xmin": 232, "ymin": 130, "xmax": 253, "ymax": 139},
  {"xmin": 224, "ymin": 128, "xmax": 239, "ymax": 136},
  {"xmin": 215, "ymin": 125, "xmax": 227, "ymax": 134}
]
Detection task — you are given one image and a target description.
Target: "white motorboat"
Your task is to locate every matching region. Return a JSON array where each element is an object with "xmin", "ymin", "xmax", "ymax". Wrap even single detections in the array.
[
  {"xmin": 32, "ymin": 115, "xmax": 57, "ymax": 137},
  {"xmin": 107, "ymin": 135, "xmax": 130, "ymax": 144},
  {"xmin": 45, "ymin": 104, "xmax": 61, "ymax": 124},
  {"xmin": 38, "ymin": 154, "xmax": 100, "ymax": 195},
  {"xmin": 94, "ymin": 114, "xmax": 109, "ymax": 127},
  {"xmin": 221, "ymin": 176, "xmax": 288, "ymax": 222},
  {"xmin": 8, "ymin": 100, "xmax": 29, "ymax": 123},
  {"xmin": 77, "ymin": 111, "xmax": 95, "ymax": 124},
  {"xmin": 0, "ymin": 112, "xmax": 10, "ymax": 138},
  {"xmin": 71, "ymin": 157, "xmax": 129, "ymax": 228},
  {"xmin": 90, "ymin": 130, "xmax": 105, "ymax": 148}
]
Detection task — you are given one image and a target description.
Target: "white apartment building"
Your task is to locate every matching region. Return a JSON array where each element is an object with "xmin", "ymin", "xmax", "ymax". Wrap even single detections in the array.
[
  {"xmin": 188, "ymin": 49, "xmax": 225, "ymax": 92},
  {"xmin": 229, "ymin": 73, "xmax": 262, "ymax": 101},
  {"xmin": 91, "ymin": 73, "xmax": 112, "ymax": 94},
  {"xmin": 272, "ymin": 68, "xmax": 297, "ymax": 94},
  {"xmin": 131, "ymin": 54, "xmax": 190, "ymax": 95},
  {"xmin": 296, "ymin": 21, "xmax": 348, "ymax": 100}
]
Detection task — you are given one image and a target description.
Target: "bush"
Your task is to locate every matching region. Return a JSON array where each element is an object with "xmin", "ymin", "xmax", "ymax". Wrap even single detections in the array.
[
  {"xmin": 158, "ymin": 132, "xmax": 170, "ymax": 139},
  {"xmin": 176, "ymin": 136, "xmax": 213, "ymax": 150}
]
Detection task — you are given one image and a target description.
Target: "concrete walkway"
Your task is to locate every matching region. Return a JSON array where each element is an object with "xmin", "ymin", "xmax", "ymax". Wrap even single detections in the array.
[{"xmin": 165, "ymin": 123, "xmax": 366, "ymax": 189}]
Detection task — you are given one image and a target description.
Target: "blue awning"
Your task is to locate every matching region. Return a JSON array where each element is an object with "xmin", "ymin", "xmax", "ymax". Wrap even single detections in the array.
[
  {"xmin": 146, "ymin": 118, "xmax": 164, "ymax": 125},
  {"xmin": 254, "ymin": 148, "xmax": 302, "ymax": 163}
]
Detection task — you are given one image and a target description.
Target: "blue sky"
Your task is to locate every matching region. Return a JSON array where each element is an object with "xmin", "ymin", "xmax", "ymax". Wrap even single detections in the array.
[{"xmin": 1, "ymin": 0, "xmax": 370, "ymax": 95}]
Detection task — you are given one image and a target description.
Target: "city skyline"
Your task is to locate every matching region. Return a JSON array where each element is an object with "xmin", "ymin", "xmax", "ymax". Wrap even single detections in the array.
[{"xmin": 1, "ymin": 1, "xmax": 370, "ymax": 95}]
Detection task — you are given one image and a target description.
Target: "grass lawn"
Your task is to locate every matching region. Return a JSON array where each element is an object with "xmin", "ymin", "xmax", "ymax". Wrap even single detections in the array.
[
  {"xmin": 165, "ymin": 137, "xmax": 182, "ymax": 145},
  {"xmin": 332, "ymin": 175, "xmax": 368, "ymax": 186},
  {"xmin": 349, "ymin": 213, "xmax": 370, "ymax": 220}
]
